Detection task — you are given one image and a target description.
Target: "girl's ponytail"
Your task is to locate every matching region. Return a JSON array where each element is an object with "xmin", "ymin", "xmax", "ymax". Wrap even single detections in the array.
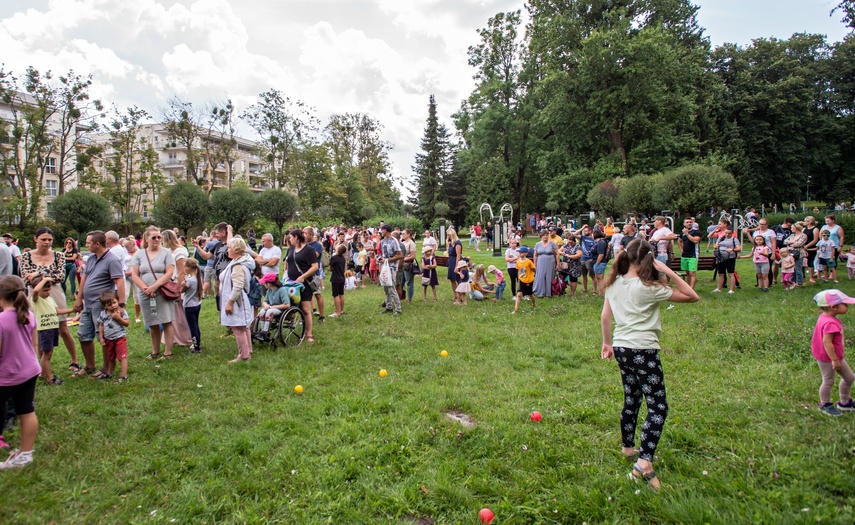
[{"xmin": 0, "ymin": 275, "xmax": 31, "ymax": 325}]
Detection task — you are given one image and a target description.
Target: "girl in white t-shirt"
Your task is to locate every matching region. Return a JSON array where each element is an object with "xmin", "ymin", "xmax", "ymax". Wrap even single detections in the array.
[
  {"xmin": 601, "ymin": 238, "xmax": 699, "ymax": 491},
  {"xmin": 344, "ymin": 270, "xmax": 357, "ymax": 291},
  {"xmin": 504, "ymin": 239, "xmax": 520, "ymax": 297}
]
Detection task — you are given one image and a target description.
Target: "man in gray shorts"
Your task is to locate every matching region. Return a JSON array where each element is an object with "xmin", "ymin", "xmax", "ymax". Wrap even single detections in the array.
[{"xmin": 73, "ymin": 230, "xmax": 125, "ymax": 376}]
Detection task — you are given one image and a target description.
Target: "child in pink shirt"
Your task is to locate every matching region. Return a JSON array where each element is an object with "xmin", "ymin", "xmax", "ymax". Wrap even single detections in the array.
[
  {"xmin": 0, "ymin": 275, "xmax": 40, "ymax": 469},
  {"xmin": 811, "ymin": 289, "xmax": 855, "ymax": 416}
]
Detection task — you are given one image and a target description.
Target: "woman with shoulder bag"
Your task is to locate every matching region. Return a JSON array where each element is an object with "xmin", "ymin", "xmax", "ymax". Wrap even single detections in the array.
[
  {"xmin": 131, "ymin": 226, "xmax": 176, "ymax": 360},
  {"xmin": 713, "ymin": 226, "xmax": 740, "ymax": 294},
  {"xmin": 285, "ymin": 229, "xmax": 318, "ymax": 344}
]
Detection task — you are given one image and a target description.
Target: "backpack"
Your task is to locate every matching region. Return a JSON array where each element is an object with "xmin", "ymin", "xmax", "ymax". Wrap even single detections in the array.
[
  {"xmin": 604, "ymin": 241, "xmax": 614, "ymax": 261},
  {"xmin": 247, "ymin": 275, "xmax": 263, "ymax": 308},
  {"xmin": 551, "ymin": 277, "xmax": 566, "ymax": 296},
  {"xmin": 321, "ymin": 250, "xmax": 331, "ymax": 269}
]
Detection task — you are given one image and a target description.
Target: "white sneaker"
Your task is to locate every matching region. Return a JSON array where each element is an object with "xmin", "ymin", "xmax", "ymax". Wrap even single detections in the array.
[
  {"xmin": 711, "ymin": 289, "xmax": 721, "ymax": 293},
  {"xmin": 728, "ymin": 290, "xmax": 735, "ymax": 294},
  {"xmin": 0, "ymin": 449, "xmax": 32, "ymax": 470}
]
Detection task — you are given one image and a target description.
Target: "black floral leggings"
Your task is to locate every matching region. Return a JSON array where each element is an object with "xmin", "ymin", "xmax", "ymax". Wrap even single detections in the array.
[{"xmin": 615, "ymin": 347, "xmax": 669, "ymax": 462}]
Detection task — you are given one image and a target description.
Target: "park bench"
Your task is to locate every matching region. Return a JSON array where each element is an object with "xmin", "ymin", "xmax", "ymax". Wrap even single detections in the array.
[{"xmin": 668, "ymin": 256, "xmax": 717, "ymax": 274}]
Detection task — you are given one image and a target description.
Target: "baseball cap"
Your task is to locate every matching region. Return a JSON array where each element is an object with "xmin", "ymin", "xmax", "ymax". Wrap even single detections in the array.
[
  {"xmin": 518, "ymin": 246, "xmax": 529, "ymax": 254},
  {"xmin": 814, "ymin": 289, "xmax": 855, "ymax": 308},
  {"xmin": 258, "ymin": 272, "xmax": 279, "ymax": 285}
]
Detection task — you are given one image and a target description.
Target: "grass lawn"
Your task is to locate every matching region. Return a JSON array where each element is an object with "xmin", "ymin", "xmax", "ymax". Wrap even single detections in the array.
[{"xmin": 2, "ymin": 246, "xmax": 854, "ymax": 524}]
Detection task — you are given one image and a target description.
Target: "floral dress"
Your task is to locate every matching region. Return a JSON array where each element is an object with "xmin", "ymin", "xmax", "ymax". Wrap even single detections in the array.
[
  {"xmin": 20, "ymin": 250, "xmax": 69, "ymax": 321},
  {"xmin": 561, "ymin": 244, "xmax": 582, "ymax": 279}
]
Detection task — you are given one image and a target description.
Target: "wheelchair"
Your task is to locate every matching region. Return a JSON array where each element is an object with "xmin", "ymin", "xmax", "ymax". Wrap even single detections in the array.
[{"xmin": 250, "ymin": 282, "xmax": 307, "ymax": 348}]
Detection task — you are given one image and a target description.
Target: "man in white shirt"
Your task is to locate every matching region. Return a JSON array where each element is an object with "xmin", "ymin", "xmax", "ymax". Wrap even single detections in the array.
[
  {"xmin": 105, "ymin": 231, "xmax": 131, "ymax": 304},
  {"xmin": 2, "ymin": 233, "xmax": 20, "ymax": 261},
  {"xmin": 650, "ymin": 216, "xmax": 675, "ymax": 263},
  {"xmin": 253, "ymin": 233, "xmax": 281, "ymax": 276}
]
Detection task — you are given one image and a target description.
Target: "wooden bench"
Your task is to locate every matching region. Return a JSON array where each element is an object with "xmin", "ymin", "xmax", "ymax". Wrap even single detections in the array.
[{"xmin": 668, "ymin": 256, "xmax": 717, "ymax": 273}]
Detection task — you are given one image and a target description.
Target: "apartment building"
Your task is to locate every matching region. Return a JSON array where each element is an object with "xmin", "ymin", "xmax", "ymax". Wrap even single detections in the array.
[{"xmin": 88, "ymin": 123, "xmax": 270, "ymax": 218}]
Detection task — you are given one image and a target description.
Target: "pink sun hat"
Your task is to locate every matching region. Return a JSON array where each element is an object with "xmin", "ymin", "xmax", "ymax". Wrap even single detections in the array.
[{"xmin": 813, "ymin": 289, "xmax": 855, "ymax": 308}]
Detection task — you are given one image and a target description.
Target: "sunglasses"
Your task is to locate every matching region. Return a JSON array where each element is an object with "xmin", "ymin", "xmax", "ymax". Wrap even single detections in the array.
[{"xmin": 150, "ymin": 236, "xmax": 162, "ymax": 240}]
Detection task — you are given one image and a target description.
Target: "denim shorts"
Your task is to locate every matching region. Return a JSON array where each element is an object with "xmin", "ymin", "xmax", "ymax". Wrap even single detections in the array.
[
  {"xmin": 593, "ymin": 262, "xmax": 608, "ymax": 275},
  {"xmin": 76, "ymin": 307, "xmax": 103, "ymax": 343}
]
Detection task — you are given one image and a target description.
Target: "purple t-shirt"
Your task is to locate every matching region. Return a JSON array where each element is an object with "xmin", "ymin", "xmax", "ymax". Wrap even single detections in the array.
[
  {"xmin": 0, "ymin": 310, "xmax": 39, "ymax": 387},
  {"xmin": 811, "ymin": 313, "xmax": 844, "ymax": 362}
]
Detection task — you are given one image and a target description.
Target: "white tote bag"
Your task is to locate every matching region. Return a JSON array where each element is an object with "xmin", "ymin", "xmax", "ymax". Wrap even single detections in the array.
[{"xmin": 379, "ymin": 261, "xmax": 394, "ymax": 287}]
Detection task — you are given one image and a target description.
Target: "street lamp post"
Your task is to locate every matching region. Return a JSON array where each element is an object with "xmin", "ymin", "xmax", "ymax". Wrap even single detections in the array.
[{"xmin": 806, "ymin": 176, "xmax": 811, "ymax": 203}]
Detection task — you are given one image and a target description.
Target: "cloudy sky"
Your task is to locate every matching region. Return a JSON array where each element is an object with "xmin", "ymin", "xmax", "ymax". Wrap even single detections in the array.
[{"xmin": 0, "ymin": 0, "xmax": 849, "ymax": 197}]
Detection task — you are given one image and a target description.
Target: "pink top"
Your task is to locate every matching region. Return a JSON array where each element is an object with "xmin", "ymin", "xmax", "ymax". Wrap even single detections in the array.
[
  {"xmin": 752, "ymin": 246, "xmax": 771, "ymax": 263},
  {"xmin": 0, "ymin": 310, "xmax": 39, "ymax": 387},
  {"xmin": 492, "ymin": 269, "xmax": 505, "ymax": 283},
  {"xmin": 811, "ymin": 313, "xmax": 844, "ymax": 362}
]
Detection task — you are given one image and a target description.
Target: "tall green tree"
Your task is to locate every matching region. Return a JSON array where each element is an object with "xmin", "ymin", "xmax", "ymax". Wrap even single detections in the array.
[
  {"xmin": 412, "ymin": 95, "xmax": 452, "ymax": 225},
  {"xmin": 832, "ymin": 1, "xmax": 855, "ymax": 30},
  {"xmin": 710, "ymin": 34, "xmax": 840, "ymax": 205},
  {"xmin": 242, "ymin": 90, "xmax": 318, "ymax": 190},
  {"xmin": 53, "ymin": 70, "xmax": 103, "ymax": 195},
  {"xmin": 105, "ymin": 106, "xmax": 165, "ymax": 220},
  {"xmin": 161, "ymin": 96, "xmax": 204, "ymax": 187},
  {"xmin": 454, "ymin": 11, "xmax": 535, "ymax": 222},
  {"xmin": 0, "ymin": 67, "xmax": 59, "ymax": 228},
  {"xmin": 325, "ymin": 113, "xmax": 401, "ymax": 222}
]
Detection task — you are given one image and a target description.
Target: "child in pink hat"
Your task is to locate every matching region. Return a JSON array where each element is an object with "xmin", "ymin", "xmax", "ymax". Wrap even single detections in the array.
[{"xmin": 811, "ymin": 289, "xmax": 855, "ymax": 416}]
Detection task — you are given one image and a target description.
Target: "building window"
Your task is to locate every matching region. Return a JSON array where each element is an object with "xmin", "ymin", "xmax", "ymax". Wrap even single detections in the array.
[
  {"xmin": 46, "ymin": 158, "xmax": 56, "ymax": 174},
  {"xmin": 45, "ymin": 179, "xmax": 57, "ymax": 197}
]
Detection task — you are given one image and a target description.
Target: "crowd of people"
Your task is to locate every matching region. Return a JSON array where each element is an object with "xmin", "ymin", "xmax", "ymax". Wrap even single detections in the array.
[{"xmin": 1, "ymin": 210, "xmax": 854, "ymax": 476}]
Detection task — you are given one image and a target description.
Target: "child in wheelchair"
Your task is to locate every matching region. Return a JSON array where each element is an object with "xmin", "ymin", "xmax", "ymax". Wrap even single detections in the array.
[{"xmin": 253, "ymin": 273, "xmax": 290, "ymax": 342}]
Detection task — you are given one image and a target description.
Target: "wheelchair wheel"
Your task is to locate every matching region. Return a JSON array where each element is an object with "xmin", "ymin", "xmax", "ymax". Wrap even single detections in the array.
[{"xmin": 278, "ymin": 306, "xmax": 306, "ymax": 347}]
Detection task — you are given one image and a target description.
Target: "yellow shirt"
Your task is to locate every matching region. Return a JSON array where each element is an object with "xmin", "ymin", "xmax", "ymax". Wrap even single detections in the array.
[
  {"xmin": 549, "ymin": 234, "xmax": 563, "ymax": 247},
  {"xmin": 32, "ymin": 296, "xmax": 59, "ymax": 331},
  {"xmin": 517, "ymin": 258, "xmax": 536, "ymax": 284}
]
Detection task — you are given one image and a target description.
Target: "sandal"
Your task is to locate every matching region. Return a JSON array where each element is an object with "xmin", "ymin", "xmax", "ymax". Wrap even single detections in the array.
[
  {"xmin": 114, "ymin": 376, "xmax": 128, "ymax": 384},
  {"xmin": 145, "ymin": 353, "xmax": 161, "ymax": 360},
  {"xmin": 76, "ymin": 366, "xmax": 97, "ymax": 377},
  {"xmin": 43, "ymin": 375, "xmax": 64, "ymax": 385},
  {"xmin": 67, "ymin": 362, "xmax": 81, "ymax": 373},
  {"xmin": 628, "ymin": 461, "xmax": 660, "ymax": 491},
  {"xmin": 158, "ymin": 354, "xmax": 173, "ymax": 361},
  {"xmin": 99, "ymin": 373, "xmax": 114, "ymax": 381},
  {"xmin": 90, "ymin": 369, "xmax": 109, "ymax": 380},
  {"xmin": 622, "ymin": 448, "xmax": 639, "ymax": 461}
]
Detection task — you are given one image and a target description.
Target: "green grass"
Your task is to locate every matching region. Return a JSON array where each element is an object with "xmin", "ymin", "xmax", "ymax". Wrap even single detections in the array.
[{"xmin": 2, "ymin": 246, "xmax": 854, "ymax": 524}]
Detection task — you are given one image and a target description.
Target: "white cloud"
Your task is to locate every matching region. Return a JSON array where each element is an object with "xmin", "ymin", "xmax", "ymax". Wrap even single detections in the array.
[{"xmin": 0, "ymin": 0, "xmax": 521, "ymax": 195}]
